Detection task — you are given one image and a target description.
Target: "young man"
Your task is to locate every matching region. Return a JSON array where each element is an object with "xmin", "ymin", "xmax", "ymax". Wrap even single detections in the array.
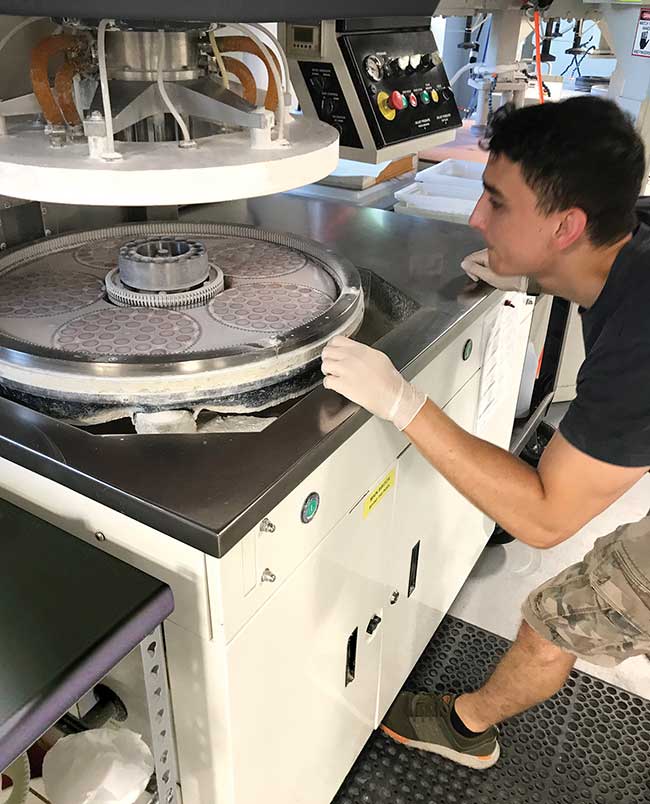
[{"xmin": 321, "ymin": 97, "xmax": 650, "ymax": 770}]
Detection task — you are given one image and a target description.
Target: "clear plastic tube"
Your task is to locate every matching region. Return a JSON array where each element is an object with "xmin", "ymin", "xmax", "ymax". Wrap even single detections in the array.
[
  {"xmin": 157, "ymin": 30, "xmax": 193, "ymax": 145},
  {"xmin": 470, "ymin": 14, "xmax": 488, "ymax": 34},
  {"xmin": 244, "ymin": 23, "xmax": 289, "ymax": 97},
  {"xmin": 97, "ymin": 18, "xmax": 120, "ymax": 158},
  {"xmin": 0, "ymin": 16, "xmax": 41, "ymax": 57},
  {"xmin": 449, "ymin": 61, "xmax": 474, "ymax": 88},
  {"xmin": 209, "ymin": 28, "xmax": 230, "ymax": 89}
]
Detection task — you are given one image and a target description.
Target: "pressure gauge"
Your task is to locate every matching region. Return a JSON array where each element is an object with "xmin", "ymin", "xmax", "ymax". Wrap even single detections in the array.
[{"xmin": 364, "ymin": 55, "xmax": 383, "ymax": 82}]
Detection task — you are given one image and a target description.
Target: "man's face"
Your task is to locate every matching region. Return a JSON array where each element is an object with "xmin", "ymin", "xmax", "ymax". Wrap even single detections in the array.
[{"xmin": 469, "ymin": 154, "xmax": 559, "ymax": 278}]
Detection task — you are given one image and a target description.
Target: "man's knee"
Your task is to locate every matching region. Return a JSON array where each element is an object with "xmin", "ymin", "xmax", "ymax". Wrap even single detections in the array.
[{"xmin": 515, "ymin": 620, "xmax": 576, "ymax": 666}]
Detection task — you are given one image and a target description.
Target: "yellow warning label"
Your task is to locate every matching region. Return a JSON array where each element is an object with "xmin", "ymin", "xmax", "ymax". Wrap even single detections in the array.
[{"xmin": 363, "ymin": 470, "xmax": 395, "ymax": 519}]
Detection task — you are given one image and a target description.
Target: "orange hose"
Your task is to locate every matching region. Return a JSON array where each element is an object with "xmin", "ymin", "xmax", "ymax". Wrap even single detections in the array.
[
  {"xmin": 31, "ymin": 34, "xmax": 83, "ymax": 125},
  {"xmin": 221, "ymin": 56, "xmax": 257, "ymax": 105},
  {"xmin": 534, "ymin": 11, "xmax": 545, "ymax": 105},
  {"xmin": 54, "ymin": 59, "xmax": 81, "ymax": 126},
  {"xmin": 216, "ymin": 36, "xmax": 280, "ymax": 112}
]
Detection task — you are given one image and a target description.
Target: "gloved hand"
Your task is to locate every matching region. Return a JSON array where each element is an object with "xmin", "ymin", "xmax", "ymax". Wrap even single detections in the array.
[
  {"xmin": 321, "ymin": 336, "xmax": 427, "ymax": 431},
  {"xmin": 461, "ymin": 248, "xmax": 528, "ymax": 293}
]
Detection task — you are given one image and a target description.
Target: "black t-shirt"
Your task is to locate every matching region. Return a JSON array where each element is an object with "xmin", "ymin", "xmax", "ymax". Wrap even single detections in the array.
[{"xmin": 559, "ymin": 200, "xmax": 650, "ymax": 467}]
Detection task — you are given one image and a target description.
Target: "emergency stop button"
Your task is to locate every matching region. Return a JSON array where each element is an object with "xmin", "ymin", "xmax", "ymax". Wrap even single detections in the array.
[
  {"xmin": 389, "ymin": 90, "xmax": 408, "ymax": 111},
  {"xmin": 377, "ymin": 91, "xmax": 396, "ymax": 120}
]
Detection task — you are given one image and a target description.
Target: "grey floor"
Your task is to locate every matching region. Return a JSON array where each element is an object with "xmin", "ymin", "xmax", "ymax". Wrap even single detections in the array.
[{"xmin": 450, "ymin": 402, "xmax": 650, "ymax": 700}]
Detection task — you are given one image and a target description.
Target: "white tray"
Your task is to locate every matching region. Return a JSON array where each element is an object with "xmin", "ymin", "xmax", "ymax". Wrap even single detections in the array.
[{"xmin": 414, "ymin": 159, "xmax": 484, "ymax": 201}]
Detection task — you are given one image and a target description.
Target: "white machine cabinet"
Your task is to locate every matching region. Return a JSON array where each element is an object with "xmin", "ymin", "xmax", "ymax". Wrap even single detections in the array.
[
  {"xmin": 379, "ymin": 371, "xmax": 483, "ymax": 720},
  {"xmin": 0, "ymin": 292, "xmax": 534, "ymax": 804},
  {"xmin": 225, "ymin": 465, "xmax": 395, "ymax": 804}
]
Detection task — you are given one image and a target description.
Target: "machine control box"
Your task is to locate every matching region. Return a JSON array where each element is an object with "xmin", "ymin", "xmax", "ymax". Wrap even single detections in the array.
[
  {"xmin": 338, "ymin": 27, "xmax": 461, "ymax": 148},
  {"xmin": 285, "ymin": 20, "xmax": 461, "ymax": 162}
]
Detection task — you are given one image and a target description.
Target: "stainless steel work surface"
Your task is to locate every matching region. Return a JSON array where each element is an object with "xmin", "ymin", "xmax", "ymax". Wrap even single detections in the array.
[{"xmin": 0, "ymin": 197, "xmax": 491, "ymax": 557}]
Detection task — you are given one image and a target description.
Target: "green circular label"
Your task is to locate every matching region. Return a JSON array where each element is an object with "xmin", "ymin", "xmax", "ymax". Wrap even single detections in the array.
[
  {"xmin": 301, "ymin": 492, "xmax": 320, "ymax": 524},
  {"xmin": 462, "ymin": 339, "xmax": 473, "ymax": 361}
]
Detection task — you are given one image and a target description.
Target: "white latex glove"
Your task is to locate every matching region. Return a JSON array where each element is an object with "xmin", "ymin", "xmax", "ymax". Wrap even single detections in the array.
[
  {"xmin": 321, "ymin": 336, "xmax": 427, "ymax": 431},
  {"xmin": 461, "ymin": 248, "xmax": 528, "ymax": 293}
]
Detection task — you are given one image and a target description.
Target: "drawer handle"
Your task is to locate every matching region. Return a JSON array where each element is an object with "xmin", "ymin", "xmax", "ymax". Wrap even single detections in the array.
[
  {"xmin": 504, "ymin": 300, "xmax": 515, "ymax": 308},
  {"xmin": 345, "ymin": 627, "xmax": 358, "ymax": 687},
  {"xmin": 390, "ymin": 589, "xmax": 400, "ymax": 605},
  {"xmin": 260, "ymin": 518, "xmax": 276, "ymax": 533},
  {"xmin": 366, "ymin": 614, "xmax": 382, "ymax": 635},
  {"xmin": 261, "ymin": 568, "xmax": 277, "ymax": 583},
  {"xmin": 462, "ymin": 339, "xmax": 473, "ymax": 361},
  {"xmin": 408, "ymin": 541, "xmax": 420, "ymax": 597}
]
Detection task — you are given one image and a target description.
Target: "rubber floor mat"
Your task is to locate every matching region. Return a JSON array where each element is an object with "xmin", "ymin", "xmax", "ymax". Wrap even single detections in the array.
[{"xmin": 333, "ymin": 615, "xmax": 650, "ymax": 804}]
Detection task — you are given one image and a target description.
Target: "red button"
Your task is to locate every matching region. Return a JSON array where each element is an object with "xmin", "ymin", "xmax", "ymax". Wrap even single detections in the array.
[
  {"xmin": 408, "ymin": 92, "xmax": 418, "ymax": 107},
  {"xmin": 389, "ymin": 90, "xmax": 407, "ymax": 111}
]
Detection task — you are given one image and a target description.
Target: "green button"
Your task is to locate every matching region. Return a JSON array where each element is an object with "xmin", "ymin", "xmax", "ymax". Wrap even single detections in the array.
[
  {"xmin": 462, "ymin": 339, "xmax": 473, "ymax": 361},
  {"xmin": 421, "ymin": 91, "xmax": 431, "ymax": 104},
  {"xmin": 301, "ymin": 492, "xmax": 320, "ymax": 523}
]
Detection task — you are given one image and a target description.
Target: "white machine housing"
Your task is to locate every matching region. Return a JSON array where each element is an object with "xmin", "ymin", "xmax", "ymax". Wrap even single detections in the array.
[{"xmin": 0, "ymin": 290, "xmax": 534, "ymax": 804}]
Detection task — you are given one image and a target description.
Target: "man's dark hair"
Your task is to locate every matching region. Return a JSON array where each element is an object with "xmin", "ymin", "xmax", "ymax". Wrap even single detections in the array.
[{"xmin": 482, "ymin": 97, "xmax": 646, "ymax": 246}]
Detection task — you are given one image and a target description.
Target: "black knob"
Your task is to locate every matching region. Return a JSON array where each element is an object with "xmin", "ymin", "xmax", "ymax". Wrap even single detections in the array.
[
  {"xmin": 321, "ymin": 97, "xmax": 336, "ymax": 116},
  {"xmin": 441, "ymin": 87, "xmax": 453, "ymax": 102}
]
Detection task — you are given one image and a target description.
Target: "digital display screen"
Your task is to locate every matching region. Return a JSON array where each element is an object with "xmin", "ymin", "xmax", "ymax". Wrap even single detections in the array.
[{"xmin": 293, "ymin": 26, "xmax": 314, "ymax": 44}]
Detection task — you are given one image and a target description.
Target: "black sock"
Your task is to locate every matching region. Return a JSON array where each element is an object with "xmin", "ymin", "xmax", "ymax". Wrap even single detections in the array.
[{"xmin": 450, "ymin": 700, "xmax": 487, "ymax": 738}]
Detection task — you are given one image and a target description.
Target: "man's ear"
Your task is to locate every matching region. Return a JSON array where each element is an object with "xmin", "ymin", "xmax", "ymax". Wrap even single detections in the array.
[{"xmin": 553, "ymin": 207, "xmax": 588, "ymax": 250}]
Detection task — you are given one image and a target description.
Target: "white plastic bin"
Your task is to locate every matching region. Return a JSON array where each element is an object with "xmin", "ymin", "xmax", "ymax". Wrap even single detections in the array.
[
  {"xmin": 415, "ymin": 159, "xmax": 484, "ymax": 201},
  {"xmin": 393, "ymin": 183, "xmax": 476, "ymax": 224}
]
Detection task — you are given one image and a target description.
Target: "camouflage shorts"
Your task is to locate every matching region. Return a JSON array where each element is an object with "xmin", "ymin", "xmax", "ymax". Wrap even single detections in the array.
[{"xmin": 522, "ymin": 516, "xmax": 650, "ymax": 667}]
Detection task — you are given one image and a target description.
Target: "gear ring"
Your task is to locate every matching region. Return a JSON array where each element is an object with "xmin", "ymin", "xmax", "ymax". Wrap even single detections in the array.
[{"xmin": 105, "ymin": 264, "xmax": 224, "ymax": 309}]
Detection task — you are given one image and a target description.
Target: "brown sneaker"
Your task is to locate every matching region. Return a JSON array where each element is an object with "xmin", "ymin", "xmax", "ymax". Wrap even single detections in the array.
[{"xmin": 381, "ymin": 691, "xmax": 500, "ymax": 770}]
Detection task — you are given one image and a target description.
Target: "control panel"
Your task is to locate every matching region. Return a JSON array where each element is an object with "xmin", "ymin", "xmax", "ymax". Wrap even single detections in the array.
[
  {"xmin": 338, "ymin": 27, "xmax": 461, "ymax": 148},
  {"xmin": 298, "ymin": 62, "xmax": 363, "ymax": 148},
  {"xmin": 284, "ymin": 21, "xmax": 461, "ymax": 162}
]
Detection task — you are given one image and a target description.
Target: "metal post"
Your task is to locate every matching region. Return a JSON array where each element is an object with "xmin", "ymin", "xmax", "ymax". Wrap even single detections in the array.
[{"xmin": 140, "ymin": 625, "xmax": 182, "ymax": 804}]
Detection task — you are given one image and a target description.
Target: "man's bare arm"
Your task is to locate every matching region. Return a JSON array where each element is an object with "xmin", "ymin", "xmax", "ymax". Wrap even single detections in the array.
[{"xmin": 405, "ymin": 400, "xmax": 648, "ymax": 548}]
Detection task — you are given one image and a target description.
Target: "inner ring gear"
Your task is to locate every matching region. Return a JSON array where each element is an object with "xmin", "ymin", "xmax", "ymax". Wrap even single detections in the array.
[{"xmin": 105, "ymin": 264, "xmax": 225, "ymax": 309}]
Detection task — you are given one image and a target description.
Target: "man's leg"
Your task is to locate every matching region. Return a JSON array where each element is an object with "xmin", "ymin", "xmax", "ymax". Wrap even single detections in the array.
[
  {"xmin": 454, "ymin": 620, "xmax": 576, "ymax": 733},
  {"xmin": 382, "ymin": 518, "xmax": 650, "ymax": 769}
]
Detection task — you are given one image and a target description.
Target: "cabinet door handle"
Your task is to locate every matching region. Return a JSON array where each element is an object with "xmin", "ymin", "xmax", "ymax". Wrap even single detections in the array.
[
  {"xmin": 408, "ymin": 540, "xmax": 421, "ymax": 597},
  {"xmin": 345, "ymin": 627, "xmax": 358, "ymax": 687},
  {"xmin": 366, "ymin": 614, "xmax": 382, "ymax": 635}
]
